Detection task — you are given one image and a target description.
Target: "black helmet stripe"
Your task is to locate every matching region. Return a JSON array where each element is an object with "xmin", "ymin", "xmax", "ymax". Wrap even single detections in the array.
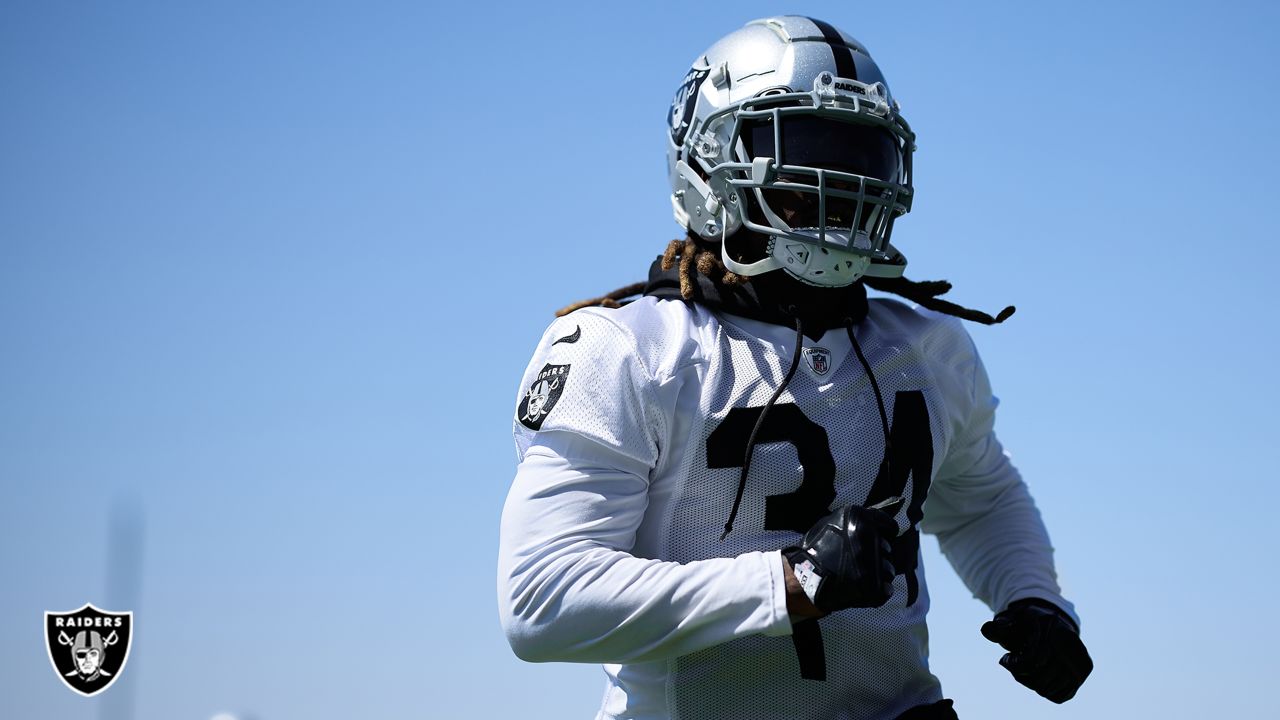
[{"xmin": 805, "ymin": 17, "xmax": 858, "ymax": 80}]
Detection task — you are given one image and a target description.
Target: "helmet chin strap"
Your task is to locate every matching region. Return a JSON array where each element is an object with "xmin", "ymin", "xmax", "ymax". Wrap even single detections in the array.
[
  {"xmin": 720, "ymin": 207, "xmax": 871, "ymax": 287},
  {"xmin": 721, "ymin": 222, "xmax": 783, "ymax": 277},
  {"xmin": 720, "ymin": 215, "xmax": 909, "ymax": 283},
  {"xmin": 710, "ymin": 176, "xmax": 909, "ymax": 282}
]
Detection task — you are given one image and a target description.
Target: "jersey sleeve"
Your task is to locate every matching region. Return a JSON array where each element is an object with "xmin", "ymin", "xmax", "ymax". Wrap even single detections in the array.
[
  {"xmin": 919, "ymin": 324, "xmax": 1079, "ymax": 626},
  {"xmin": 510, "ymin": 310, "xmax": 667, "ymax": 465},
  {"xmin": 499, "ymin": 307, "xmax": 792, "ymax": 664}
]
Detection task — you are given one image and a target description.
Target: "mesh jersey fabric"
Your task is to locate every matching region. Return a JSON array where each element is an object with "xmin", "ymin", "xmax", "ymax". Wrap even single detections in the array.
[{"xmin": 500, "ymin": 296, "xmax": 1074, "ymax": 720}]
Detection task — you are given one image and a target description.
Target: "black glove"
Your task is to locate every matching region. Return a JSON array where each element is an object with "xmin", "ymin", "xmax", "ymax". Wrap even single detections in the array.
[
  {"xmin": 783, "ymin": 503, "xmax": 899, "ymax": 612},
  {"xmin": 981, "ymin": 598, "xmax": 1093, "ymax": 703}
]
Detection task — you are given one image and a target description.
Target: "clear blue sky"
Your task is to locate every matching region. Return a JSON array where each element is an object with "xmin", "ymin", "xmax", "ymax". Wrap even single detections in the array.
[{"xmin": 2, "ymin": 1, "xmax": 1277, "ymax": 718}]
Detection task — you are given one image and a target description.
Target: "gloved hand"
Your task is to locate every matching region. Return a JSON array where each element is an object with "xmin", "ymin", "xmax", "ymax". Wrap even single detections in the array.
[
  {"xmin": 783, "ymin": 502, "xmax": 899, "ymax": 612},
  {"xmin": 981, "ymin": 598, "xmax": 1093, "ymax": 703}
]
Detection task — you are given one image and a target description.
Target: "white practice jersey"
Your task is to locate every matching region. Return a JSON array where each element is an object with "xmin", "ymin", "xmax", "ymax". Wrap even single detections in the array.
[{"xmin": 499, "ymin": 296, "xmax": 1074, "ymax": 720}]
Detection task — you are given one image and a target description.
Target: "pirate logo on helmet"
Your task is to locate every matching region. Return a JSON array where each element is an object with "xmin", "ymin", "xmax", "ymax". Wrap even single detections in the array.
[{"xmin": 45, "ymin": 603, "xmax": 133, "ymax": 697}]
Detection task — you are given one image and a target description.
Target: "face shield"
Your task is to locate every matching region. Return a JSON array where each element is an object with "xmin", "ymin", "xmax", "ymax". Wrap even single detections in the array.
[
  {"xmin": 743, "ymin": 112, "xmax": 901, "ymax": 244},
  {"xmin": 698, "ymin": 74, "xmax": 915, "ymax": 285}
]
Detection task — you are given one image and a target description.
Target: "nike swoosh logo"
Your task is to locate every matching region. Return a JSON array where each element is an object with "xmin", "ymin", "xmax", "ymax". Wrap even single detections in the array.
[{"xmin": 552, "ymin": 325, "xmax": 581, "ymax": 346}]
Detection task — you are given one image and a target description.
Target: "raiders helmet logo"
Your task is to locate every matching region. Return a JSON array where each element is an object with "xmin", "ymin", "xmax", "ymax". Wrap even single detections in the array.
[
  {"xmin": 669, "ymin": 66, "xmax": 710, "ymax": 146},
  {"xmin": 517, "ymin": 363, "xmax": 571, "ymax": 430},
  {"xmin": 45, "ymin": 603, "xmax": 133, "ymax": 697}
]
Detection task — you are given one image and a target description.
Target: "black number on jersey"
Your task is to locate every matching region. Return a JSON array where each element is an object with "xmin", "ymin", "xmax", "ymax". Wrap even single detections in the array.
[
  {"xmin": 706, "ymin": 391, "xmax": 932, "ymax": 531},
  {"xmin": 706, "ymin": 403, "xmax": 836, "ymax": 533},
  {"xmin": 862, "ymin": 390, "xmax": 933, "ymax": 531},
  {"xmin": 705, "ymin": 390, "xmax": 933, "ymax": 681}
]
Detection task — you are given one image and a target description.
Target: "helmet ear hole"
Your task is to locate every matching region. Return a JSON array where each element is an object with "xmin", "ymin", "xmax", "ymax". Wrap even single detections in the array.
[{"xmin": 675, "ymin": 159, "xmax": 744, "ymax": 242}]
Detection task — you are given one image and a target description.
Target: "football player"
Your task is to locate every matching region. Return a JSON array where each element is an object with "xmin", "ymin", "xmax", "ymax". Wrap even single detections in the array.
[{"xmin": 499, "ymin": 16, "xmax": 1091, "ymax": 720}]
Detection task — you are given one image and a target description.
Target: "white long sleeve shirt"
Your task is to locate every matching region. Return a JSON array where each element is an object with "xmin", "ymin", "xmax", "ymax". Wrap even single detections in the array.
[{"xmin": 498, "ymin": 296, "xmax": 1074, "ymax": 720}]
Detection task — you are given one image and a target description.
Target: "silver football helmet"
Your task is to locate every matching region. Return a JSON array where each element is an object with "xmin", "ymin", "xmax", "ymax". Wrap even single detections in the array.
[{"xmin": 667, "ymin": 16, "xmax": 915, "ymax": 287}]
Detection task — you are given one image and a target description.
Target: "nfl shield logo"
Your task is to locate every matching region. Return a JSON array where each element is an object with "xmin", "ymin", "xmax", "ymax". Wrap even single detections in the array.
[
  {"xmin": 45, "ymin": 603, "xmax": 133, "ymax": 697},
  {"xmin": 803, "ymin": 347, "xmax": 832, "ymax": 377}
]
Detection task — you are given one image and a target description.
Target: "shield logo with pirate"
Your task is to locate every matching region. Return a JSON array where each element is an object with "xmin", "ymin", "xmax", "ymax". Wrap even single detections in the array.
[
  {"xmin": 45, "ymin": 603, "xmax": 133, "ymax": 697},
  {"xmin": 517, "ymin": 363, "xmax": 571, "ymax": 431}
]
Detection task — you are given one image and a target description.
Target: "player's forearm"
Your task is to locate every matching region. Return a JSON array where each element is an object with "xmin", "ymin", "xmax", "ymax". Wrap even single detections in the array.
[
  {"xmin": 499, "ymin": 545, "xmax": 791, "ymax": 664},
  {"xmin": 933, "ymin": 481, "xmax": 1076, "ymax": 623}
]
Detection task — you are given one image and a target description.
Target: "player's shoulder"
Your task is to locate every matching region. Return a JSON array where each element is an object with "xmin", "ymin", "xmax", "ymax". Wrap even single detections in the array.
[
  {"xmin": 868, "ymin": 295, "xmax": 970, "ymax": 339},
  {"xmin": 532, "ymin": 296, "xmax": 707, "ymax": 382},
  {"xmin": 866, "ymin": 295, "xmax": 979, "ymax": 370}
]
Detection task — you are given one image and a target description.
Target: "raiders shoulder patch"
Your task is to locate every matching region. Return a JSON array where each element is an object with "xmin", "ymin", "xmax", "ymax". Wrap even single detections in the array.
[{"xmin": 517, "ymin": 363, "xmax": 570, "ymax": 430}]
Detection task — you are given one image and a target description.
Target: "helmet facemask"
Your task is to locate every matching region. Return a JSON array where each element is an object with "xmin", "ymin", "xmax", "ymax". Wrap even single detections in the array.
[{"xmin": 681, "ymin": 73, "xmax": 915, "ymax": 287}]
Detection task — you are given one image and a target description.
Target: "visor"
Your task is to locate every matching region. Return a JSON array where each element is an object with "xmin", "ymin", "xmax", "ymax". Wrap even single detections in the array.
[
  {"xmin": 742, "ymin": 114, "xmax": 900, "ymax": 182},
  {"xmin": 739, "ymin": 114, "xmax": 902, "ymax": 244}
]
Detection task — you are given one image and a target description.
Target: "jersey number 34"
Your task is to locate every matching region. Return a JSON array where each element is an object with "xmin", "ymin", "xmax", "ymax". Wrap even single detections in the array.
[
  {"xmin": 705, "ymin": 390, "xmax": 934, "ymax": 680},
  {"xmin": 706, "ymin": 390, "xmax": 933, "ymax": 533}
]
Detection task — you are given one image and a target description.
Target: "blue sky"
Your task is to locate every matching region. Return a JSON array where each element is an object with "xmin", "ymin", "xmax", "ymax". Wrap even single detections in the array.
[{"xmin": 2, "ymin": 1, "xmax": 1277, "ymax": 718}]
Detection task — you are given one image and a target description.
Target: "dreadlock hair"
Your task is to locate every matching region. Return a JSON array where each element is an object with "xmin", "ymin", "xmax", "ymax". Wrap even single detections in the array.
[
  {"xmin": 862, "ymin": 275, "xmax": 1015, "ymax": 325},
  {"xmin": 555, "ymin": 235, "xmax": 1015, "ymax": 325},
  {"xmin": 554, "ymin": 237, "xmax": 741, "ymax": 317}
]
